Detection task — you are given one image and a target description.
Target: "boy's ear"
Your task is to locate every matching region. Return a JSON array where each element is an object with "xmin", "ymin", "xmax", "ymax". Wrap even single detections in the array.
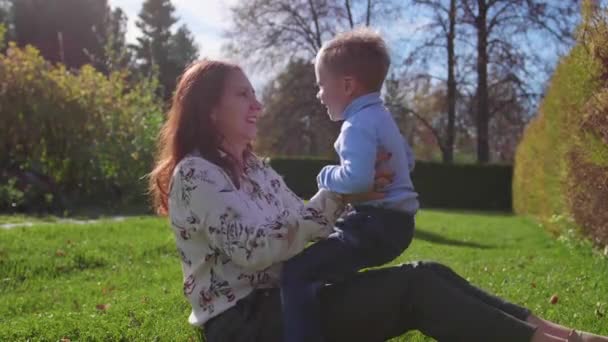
[{"xmin": 343, "ymin": 76, "xmax": 354, "ymax": 96}]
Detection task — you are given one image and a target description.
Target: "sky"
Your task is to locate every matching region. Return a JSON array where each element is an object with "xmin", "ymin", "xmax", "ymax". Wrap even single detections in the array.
[
  {"xmin": 109, "ymin": 0, "xmax": 291, "ymax": 89},
  {"xmin": 108, "ymin": 0, "xmax": 237, "ymax": 59},
  {"xmin": 108, "ymin": 0, "xmax": 275, "ymax": 87},
  {"xmin": 106, "ymin": 0, "xmax": 426, "ymax": 90},
  {"xmin": 105, "ymin": 0, "xmax": 570, "ymax": 96}
]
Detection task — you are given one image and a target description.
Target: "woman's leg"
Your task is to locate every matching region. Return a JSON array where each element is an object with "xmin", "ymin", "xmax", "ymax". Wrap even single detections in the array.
[
  {"xmin": 527, "ymin": 315, "xmax": 608, "ymax": 342},
  {"xmin": 320, "ymin": 262, "xmax": 538, "ymax": 342},
  {"xmin": 418, "ymin": 260, "xmax": 531, "ymax": 320},
  {"xmin": 205, "ymin": 262, "xmax": 558, "ymax": 342},
  {"xmin": 417, "ymin": 261, "xmax": 608, "ymax": 342}
]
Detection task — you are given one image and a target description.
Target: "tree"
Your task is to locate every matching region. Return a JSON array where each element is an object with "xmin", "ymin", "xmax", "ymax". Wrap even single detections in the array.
[
  {"xmin": 13, "ymin": 0, "xmax": 110, "ymax": 69},
  {"xmin": 445, "ymin": 0, "xmax": 457, "ymax": 163},
  {"xmin": 226, "ymin": 0, "xmax": 400, "ymax": 69},
  {"xmin": 384, "ymin": 75, "xmax": 416, "ymax": 147},
  {"xmin": 168, "ymin": 24, "xmax": 199, "ymax": 76},
  {"xmin": 228, "ymin": 0, "xmax": 401, "ymax": 158},
  {"xmin": 0, "ymin": 0, "xmax": 8, "ymax": 22},
  {"xmin": 97, "ymin": 7, "xmax": 132, "ymax": 73},
  {"xmin": 460, "ymin": 0, "xmax": 578, "ymax": 163},
  {"xmin": 406, "ymin": 77, "xmax": 454, "ymax": 161},
  {"xmin": 132, "ymin": 0, "xmax": 198, "ymax": 99},
  {"xmin": 404, "ymin": 0, "xmax": 460, "ymax": 163},
  {"xmin": 256, "ymin": 60, "xmax": 339, "ymax": 157},
  {"xmin": 132, "ymin": 0, "xmax": 177, "ymax": 97},
  {"xmin": 0, "ymin": 0, "xmax": 12, "ymax": 42}
]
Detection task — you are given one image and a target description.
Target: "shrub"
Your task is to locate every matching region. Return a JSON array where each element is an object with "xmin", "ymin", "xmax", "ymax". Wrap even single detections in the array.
[
  {"xmin": 269, "ymin": 157, "xmax": 513, "ymax": 211},
  {"xmin": 513, "ymin": 2, "xmax": 608, "ymax": 245},
  {"xmin": 0, "ymin": 43, "xmax": 163, "ymax": 213}
]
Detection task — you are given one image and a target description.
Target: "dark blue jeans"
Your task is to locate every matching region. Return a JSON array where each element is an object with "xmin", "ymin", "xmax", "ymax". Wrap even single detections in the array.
[
  {"xmin": 204, "ymin": 261, "xmax": 535, "ymax": 342},
  {"xmin": 280, "ymin": 206, "xmax": 415, "ymax": 342}
]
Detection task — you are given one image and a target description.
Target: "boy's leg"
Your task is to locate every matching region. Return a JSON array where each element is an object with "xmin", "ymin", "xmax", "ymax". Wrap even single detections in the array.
[
  {"xmin": 279, "ymin": 209, "xmax": 414, "ymax": 342},
  {"xmin": 347, "ymin": 206, "xmax": 415, "ymax": 266},
  {"xmin": 280, "ymin": 215, "xmax": 367, "ymax": 342}
]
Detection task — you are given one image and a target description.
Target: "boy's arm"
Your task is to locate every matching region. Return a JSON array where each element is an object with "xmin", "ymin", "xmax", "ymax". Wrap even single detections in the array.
[{"xmin": 317, "ymin": 125, "xmax": 376, "ymax": 194}]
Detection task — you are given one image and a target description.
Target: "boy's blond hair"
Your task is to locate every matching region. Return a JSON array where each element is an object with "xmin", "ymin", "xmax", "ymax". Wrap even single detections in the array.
[{"xmin": 317, "ymin": 27, "xmax": 390, "ymax": 92}]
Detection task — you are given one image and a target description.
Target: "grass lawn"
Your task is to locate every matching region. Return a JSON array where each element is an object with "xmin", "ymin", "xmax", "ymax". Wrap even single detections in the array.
[
  {"xmin": 1, "ymin": 210, "xmax": 607, "ymax": 341},
  {"xmin": 0, "ymin": 214, "xmax": 59, "ymax": 225}
]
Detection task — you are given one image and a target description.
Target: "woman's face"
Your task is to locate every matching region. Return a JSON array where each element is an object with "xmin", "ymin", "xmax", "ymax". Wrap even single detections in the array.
[{"xmin": 212, "ymin": 69, "xmax": 262, "ymax": 147}]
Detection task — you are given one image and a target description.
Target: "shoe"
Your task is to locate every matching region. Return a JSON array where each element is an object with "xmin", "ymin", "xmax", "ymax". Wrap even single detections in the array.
[
  {"xmin": 568, "ymin": 330, "xmax": 608, "ymax": 342},
  {"xmin": 568, "ymin": 330, "xmax": 583, "ymax": 342}
]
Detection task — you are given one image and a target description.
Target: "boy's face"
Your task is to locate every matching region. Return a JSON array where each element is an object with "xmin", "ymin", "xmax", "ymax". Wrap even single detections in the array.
[{"xmin": 315, "ymin": 60, "xmax": 352, "ymax": 122}]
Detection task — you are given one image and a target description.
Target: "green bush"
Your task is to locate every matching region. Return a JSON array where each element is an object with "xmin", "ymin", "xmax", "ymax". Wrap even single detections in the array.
[
  {"xmin": 513, "ymin": 2, "xmax": 608, "ymax": 246},
  {"xmin": 412, "ymin": 162, "xmax": 512, "ymax": 211},
  {"xmin": 269, "ymin": 157, "xmax": 513, "ymax": 211},
  {"xmin": 0, "ymin": 43, "xmax": 163, "ymax": 213}
]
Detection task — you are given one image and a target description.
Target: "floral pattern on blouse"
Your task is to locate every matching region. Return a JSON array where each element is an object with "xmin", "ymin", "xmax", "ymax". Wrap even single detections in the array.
[{"xmin": 168, "ymin": 152, "xmax": 344, "ymax": 325}]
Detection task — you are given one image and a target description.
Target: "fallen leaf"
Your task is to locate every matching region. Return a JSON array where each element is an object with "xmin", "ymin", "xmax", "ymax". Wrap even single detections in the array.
[
  {"xmin": 102, "ymin": 286, "xmax": 115, "ymax": 295},
  {"xmin": 550, "ymin": 294, "xmax": 559, "ymax": 304},
  {"xmin": 95, "ymin": 303, "xmax": 111, "ymax": 311}
]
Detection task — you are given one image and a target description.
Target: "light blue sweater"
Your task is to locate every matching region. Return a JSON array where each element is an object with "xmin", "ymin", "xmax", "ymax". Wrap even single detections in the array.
[{"xmin": 317, "ymin": 92, "xmax": 419, "ymax": 214}]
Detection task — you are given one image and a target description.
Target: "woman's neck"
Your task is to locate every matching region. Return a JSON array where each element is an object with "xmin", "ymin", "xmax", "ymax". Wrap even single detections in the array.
[{"xmin": 220, "ymin": 141, "xmax": 247, "ymax": 168}]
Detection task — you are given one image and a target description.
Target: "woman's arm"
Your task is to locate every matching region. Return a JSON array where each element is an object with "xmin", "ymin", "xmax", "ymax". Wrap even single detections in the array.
[
  {"xmin": 172, "ymin": 157, "xmax": 343, "ymax": 272},
  {"xmin": 266, "ymin": 166, "xmax": 345, "ymax": 242}
]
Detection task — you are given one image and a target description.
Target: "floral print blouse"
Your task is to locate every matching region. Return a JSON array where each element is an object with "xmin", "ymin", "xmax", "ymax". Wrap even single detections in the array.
[{"xmin": 168, "ymin": 152, "xmax": 344, "ymax": 326}]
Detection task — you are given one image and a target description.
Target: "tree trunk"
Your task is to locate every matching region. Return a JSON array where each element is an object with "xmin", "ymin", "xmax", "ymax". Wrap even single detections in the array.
[
  {"xmin": 475, "ymin": 0, "xmax": 490, "ymax": 163},
  {"xmin": 444, "ymin": 0, "xmax": 456, "ymax": 163},
  {"xmin": 345, "ymin": 0, "xmax": 354, "ymax": 28},
  {"xmin": 307, "ymin": 0, "xmax": 323, "ymax": 49},
  {"xmin": 366, "ymin": 0, "xmax": 371, "ymax": 26}
]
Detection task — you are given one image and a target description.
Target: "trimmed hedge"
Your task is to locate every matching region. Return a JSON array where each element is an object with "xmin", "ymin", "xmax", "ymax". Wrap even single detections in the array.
[
  {"xmin": 269, "ymin": 157, "xmax": 513, "ymax": 211},
  {"xmin": 412, "ymin": 162, "xmax": 512, "ymax": 211},
  {"xmin": 513, "ymin": 3, "xmax": 608, "ymax": 246}
]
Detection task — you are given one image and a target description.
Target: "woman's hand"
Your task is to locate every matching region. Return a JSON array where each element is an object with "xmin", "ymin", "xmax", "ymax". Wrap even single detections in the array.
[{"xmin": 342, "ymin": 149, "xmax": 394, "ymax": 205}]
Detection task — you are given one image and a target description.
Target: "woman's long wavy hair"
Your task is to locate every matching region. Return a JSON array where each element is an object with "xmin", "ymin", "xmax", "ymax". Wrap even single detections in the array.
[{"xmin": 149, "ymin": 59, "xmax": 252, "ymax": 215}]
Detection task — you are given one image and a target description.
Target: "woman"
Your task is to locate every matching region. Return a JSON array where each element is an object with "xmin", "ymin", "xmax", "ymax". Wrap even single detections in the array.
[{"xmin": 149, "ymin": 59, "xmax": 607, "ymax": 342}]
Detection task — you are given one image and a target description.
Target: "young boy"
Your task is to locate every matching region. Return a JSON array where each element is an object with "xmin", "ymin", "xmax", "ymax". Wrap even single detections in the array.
[{"xmin": 280, "ymin": 28, "xmax": 419, "ymax": 342}]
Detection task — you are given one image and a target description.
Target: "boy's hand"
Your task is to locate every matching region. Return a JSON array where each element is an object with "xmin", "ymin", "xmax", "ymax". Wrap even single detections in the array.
[
  {"xmin": 342, "ymin": 149, "xmax": 394, "ymax": 204},
  {"xmin": 342, "ymin": 190, "xmax": 384, "ymax": 204},
  {"xmin": 373, "ymin": 170, "xmax": 394, "ymax": 192},
  {"xmin": 375, "ymin": 149, "xmax": 392, "ymax": 166},
  {"xmin": 374, "ymin": 148, "xmax": 394, "ymax": 191}
]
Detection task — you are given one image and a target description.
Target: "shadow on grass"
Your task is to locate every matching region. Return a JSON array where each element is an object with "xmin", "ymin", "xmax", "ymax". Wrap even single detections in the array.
[
  {"xmin": 421, "ymin": 208, "xmax": 515, "ymax": 217},
  {"xmin": 414, "ymin": 228, "xmax": 495, "ymax": 249}
]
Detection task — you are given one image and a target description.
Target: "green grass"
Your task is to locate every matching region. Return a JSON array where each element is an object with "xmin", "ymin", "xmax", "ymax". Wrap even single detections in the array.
[
  {"xmin": 1, "ymin": 211, "xmax": 607, "ymax": 341},
  {"xmin": 0, "ymin": 214, "xmax": 59, "ymax": 225}
]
